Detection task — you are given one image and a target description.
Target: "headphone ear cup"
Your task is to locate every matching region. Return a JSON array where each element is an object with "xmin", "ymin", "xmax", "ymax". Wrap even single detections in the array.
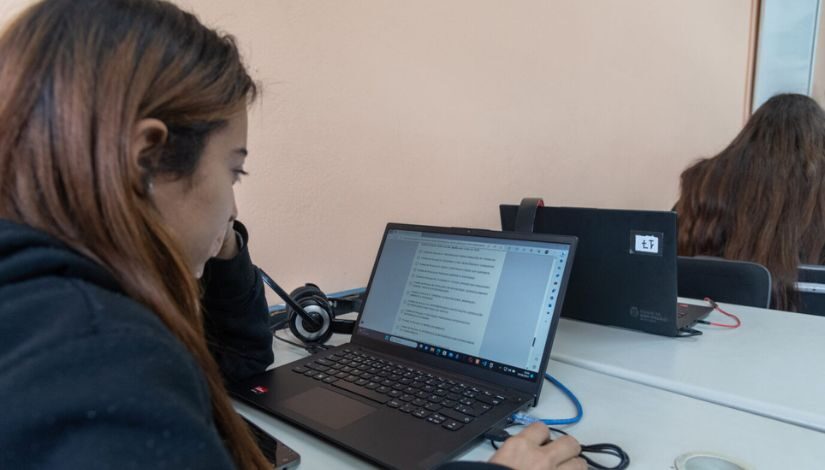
[{"xmin": 287, "ymin": 284, "xmax": 334, "ymax": 345}]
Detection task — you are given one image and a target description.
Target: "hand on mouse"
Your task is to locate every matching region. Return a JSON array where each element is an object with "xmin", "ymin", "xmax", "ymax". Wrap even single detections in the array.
[{"xmin": 489, "ymin": 423, "xmax": 585, "ymax": 470}]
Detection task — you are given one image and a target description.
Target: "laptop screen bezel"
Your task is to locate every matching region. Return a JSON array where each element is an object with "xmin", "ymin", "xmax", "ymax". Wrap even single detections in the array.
[{"xmin": 350, "ymin": 223, "xmax": 577, "ymax": 402}]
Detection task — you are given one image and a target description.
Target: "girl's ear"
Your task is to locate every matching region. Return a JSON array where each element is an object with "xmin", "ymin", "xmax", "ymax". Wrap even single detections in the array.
[{"xmin": 130, "ymin": 118, "xmax": 168, "ymax": 194}]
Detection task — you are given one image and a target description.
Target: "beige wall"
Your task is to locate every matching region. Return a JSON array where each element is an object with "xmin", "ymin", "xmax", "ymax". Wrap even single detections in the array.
[{"xmin": 1, "ymin": 1, "xmax": 757, "ymax": 296}]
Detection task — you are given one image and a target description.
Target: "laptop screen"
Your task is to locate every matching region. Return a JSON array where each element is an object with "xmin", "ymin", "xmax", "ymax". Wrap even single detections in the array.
[{"xmin": 356, "ymin": 228, "xmax": 571, "ymax": 383}]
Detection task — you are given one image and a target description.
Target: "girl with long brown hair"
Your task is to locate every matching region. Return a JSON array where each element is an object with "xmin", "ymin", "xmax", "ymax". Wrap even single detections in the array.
[
  {"xmin": 676, "ymin": 93, "xmax": 825, "ymax": 312},
  {"xmin": 0, "ymin": 0, "xmax": 274, "ymax": 467},
  {"xmin": 0, "ymin": 1, "xmax": 583, "ymax": 468}
]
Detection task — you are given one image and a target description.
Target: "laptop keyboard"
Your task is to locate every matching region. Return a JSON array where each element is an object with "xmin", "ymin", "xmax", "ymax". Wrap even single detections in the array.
[{"xmin": 291, "ymin": 349, "xmax": 506, "ymax": 432}]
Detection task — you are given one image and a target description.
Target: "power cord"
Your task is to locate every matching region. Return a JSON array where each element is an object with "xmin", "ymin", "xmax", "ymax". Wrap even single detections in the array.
[
  {"xmin": 484, "ymin": 374, "xmax": 629, "ymax": 470},
  {"xmin": 677, "ymin": 327, "xmax": 703, "ymax": 337},
  {"xmin": 484, "ymin": 424, "xmax": 630, "ymax": 470},
  {"xmin": 696, "ymin": 297, "xmax": 741, "ymax": 329},
  {"xmin": 549, "ymin": 427, "xmax": 630, "ymax": 470}
]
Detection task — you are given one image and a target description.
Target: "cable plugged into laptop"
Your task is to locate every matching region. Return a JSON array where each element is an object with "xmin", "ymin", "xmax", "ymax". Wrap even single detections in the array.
[
  {"xmin": 696, "ymin": 297, "xmax": 742, "ymax": 329},
  {"xmin": 482, "ymin": 426, "xmax": 512, "ymax": 445}
]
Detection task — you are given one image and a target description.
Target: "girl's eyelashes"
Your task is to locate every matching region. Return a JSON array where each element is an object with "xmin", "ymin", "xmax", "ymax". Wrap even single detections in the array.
[{"xmin": 232, "ymin": 168, "xmax": 249, "ymax": 183}]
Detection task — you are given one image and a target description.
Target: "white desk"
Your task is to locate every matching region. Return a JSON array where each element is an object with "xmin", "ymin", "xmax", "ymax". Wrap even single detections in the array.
[
  {"xmin": 551, "ymin": 300, "xmax": 825, "ymax": 432},
  {"xmin": 235, "ymin": 333, "xmax": 825, "ymax": 469}
]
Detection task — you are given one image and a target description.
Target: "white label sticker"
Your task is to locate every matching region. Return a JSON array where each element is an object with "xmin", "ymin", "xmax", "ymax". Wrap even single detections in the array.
[{"xmin": 634, "ymin": 235, "xmax": 659, "ymax": 254}]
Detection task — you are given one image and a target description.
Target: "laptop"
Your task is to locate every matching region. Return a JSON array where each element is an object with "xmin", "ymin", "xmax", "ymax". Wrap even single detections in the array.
[
  {"xmin": 500, "ymin": 204, "xmax": 711, "ymax": 337},
  {"xmin": 229, "ymin": 223, "xmax": 577, "ymax": 469}
]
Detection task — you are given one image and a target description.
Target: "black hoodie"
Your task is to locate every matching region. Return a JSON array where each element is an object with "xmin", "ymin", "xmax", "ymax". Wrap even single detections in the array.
[{"xmin": 0, "ymin": 219, "xmax": 272, "ymax": 468}]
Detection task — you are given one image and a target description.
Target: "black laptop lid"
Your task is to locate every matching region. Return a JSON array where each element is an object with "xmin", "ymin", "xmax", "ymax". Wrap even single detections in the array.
[
  {"xmin": 501, "ymin": 206, "xmax": 679, "ymax": 336},
  {"xmin": 350, "ymin": 224, "xmax": 577, "ymax": 403}
]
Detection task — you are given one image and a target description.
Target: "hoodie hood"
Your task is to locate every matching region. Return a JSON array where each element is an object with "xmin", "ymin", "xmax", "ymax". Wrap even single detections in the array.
[{"xmin": 0, "ymin": 219, "xmax": 120, "ymax": 293}]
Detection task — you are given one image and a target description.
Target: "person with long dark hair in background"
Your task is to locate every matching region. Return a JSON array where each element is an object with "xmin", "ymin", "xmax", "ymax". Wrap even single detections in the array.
[
  {"xmin": 675, "ymin": 93, "xmax": 825, "ymax": 312},
  {"xmin": 0, "ymin": 1, "xmax": 583, "ymax": 468}
]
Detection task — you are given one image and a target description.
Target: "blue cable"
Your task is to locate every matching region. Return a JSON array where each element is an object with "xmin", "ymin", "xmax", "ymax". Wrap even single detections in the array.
[{"xmin": 511, "ymin": 373, "xmax": 583, "ymax": 426}]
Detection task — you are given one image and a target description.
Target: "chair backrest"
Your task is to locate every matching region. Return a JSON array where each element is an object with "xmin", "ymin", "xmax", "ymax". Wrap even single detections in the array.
[
  {"xmin": 677, "ymin": 256, "xmax": 772, "ymax": 308},
  {"xmin": 795, "ymin": 265, "xmax": 825, "ymax": 317}
]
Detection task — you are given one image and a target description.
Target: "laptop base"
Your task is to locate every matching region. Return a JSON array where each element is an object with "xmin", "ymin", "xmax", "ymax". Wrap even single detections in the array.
[{"xmin": 230, "ymin": 344, "xmax": 529, "ymax": 470}]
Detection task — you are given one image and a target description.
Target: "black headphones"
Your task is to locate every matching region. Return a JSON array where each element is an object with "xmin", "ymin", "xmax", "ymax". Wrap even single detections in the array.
[{"xmin": 259, "ymin": 269, "xmax": 359, "ymax": 346}]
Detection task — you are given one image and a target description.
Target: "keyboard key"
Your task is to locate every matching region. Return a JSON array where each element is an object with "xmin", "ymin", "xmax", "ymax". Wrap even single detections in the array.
[
  {"xmin": 442, "ymin": 400, "xmax": 457, "ymax": 408},
  {"xmin": 412, "ymin": 408, "xmax": 431, "ymax": 419},
  {"xmin": 454, "ymin": 404, "xmax": 477, "ymax": 417},
  {"xmin": 475, "ymin": 394, "xmax": 501, "ymax": 406},
  {"xmin": 344, "ymin": 375, "xmax": 358, "ymax": 382},
  {"xmin": 307, "ymin": 362, "xmax": 329, "ymax": 372},
  {"xmin": 316, "ymin": 358, "xmax": 334, "ymax": 366},
  {"xmin": 292, "ymin": 366, "xmax": 308, "ymax": 374},
  {"xmin": 388, "ymin": 390, "xmax": 402, "ymax": 398},
  {"xmin": 442, "ymin": 420, "xmax": 464, "ymax": 431},
  {"xmin": 400, "ymin": 403, "xmax": 417, "ymax": 414},
  {"xmin": 425, "ymin": 402, "xmax": 441, "ymax": 412},
  {"xmin": 355, "ymin": 379, "xmax": 369, "ymax": 386},
  {"xmin": 427, "ymin": 413, "xmax": 447, "ymax": 425},
  {"xmin": 365, "ymin": 382, "xmax": 380, "ymax": 390},
  {"xmin": 387, "ymin": 399, "xmax": 402, "ymax": 408},
  {"xmin": 323, "ymin": 376, "xmax": 337, "ymax": 384},
  {"xmin": 377, "ymin": 386, "xmax": 391, "ymax": 394},
  {"xmin": 474, "ymin": 403, "xmax": 492, "ymax": 415},
  {"xmin": 400, "ymin": 394, "xmax": 415, "ymax": 402},
  {"xmin": 331, "ymin": 380, "xmax": 389, "ymax": 404},
  {"xmin": 441, "ymin": 408, "xmax": 474, "ymax": 424}
]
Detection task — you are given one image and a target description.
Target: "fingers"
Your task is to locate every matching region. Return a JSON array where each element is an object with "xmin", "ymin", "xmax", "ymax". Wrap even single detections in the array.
[
  {"xmin": 543, "ymin": 435, "xmax": 582, "ymax": 466},
  {"xmin": 518, "ymin": 422, "xmax": 552, "ymax": 446},
  {"xmin": 557, "ymin": 457, "xmax": 588, "ymax": 470}
]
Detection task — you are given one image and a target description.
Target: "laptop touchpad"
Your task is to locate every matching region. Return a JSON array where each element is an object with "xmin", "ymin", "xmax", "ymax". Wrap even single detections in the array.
[{"xmin": 282, "ymin": 387, "xmax": 376, "ymax": 430}]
